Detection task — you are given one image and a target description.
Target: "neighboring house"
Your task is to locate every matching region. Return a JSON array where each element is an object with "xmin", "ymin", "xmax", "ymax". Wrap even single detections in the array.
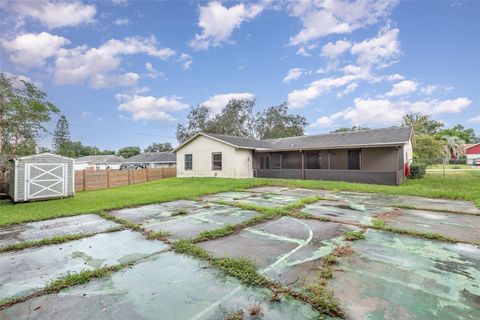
[
  {"xmin": 74, "ymin": 155, "xmax": 126, "ymax": 170},
  {"xmin": 174, "ymin": 127, "xmax": 414, "ymax": 185},
  {"xmin": 125, "ymin": 152, "xmax": 176, "ymax": 168},
  {"xmin": 465, "ymin": 143, "xmax": 480, "ymax": 165}
]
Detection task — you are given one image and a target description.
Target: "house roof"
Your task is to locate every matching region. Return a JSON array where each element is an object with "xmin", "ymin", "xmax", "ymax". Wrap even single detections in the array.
[
  {"xmin": 465, "ymin": 143, "xmax": 480, "ymax": 150},
  {"xmin": 126, "ymin": 152, "xmax": 176, "ymax": 163},
  {"xmin": 75, "ymin": 155, "xmax": 125, "ymax": 164},
  {"xmin": 174, "ymin": 127, "xmax": 413, "ymax": 152}
]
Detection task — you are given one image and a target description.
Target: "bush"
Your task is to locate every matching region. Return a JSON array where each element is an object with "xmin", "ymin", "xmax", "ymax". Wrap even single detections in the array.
[
  {"xmin": 449, "ymin": 158, "xmax": 467, "ymax": 165},
  {"xmin": 410, "ymin": 164, "xmax": 426, "ymax": 179}
]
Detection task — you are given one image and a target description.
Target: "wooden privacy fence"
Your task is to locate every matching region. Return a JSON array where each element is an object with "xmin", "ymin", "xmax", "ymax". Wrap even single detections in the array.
[
  {"xmin": 0, "ymin": 171, "xmax": 9, "ymax": 194},
  {"xmin": 75, "ymin": 167, "xmax": 176, "ymax": 192}
]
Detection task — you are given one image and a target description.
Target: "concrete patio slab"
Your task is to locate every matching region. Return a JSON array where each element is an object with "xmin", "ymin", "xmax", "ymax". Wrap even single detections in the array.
[
  {"xmin": 110, "ymin": 200, "xmax": 207, "ymax": 224},
  {"xmin": 199, "ymin": 217, "xmax": 359, "ymax": 286},
  {"xmin": 0, "ymin": 214, "xmax": 119, "ymax": 249},
  {"xmin": 380, "ymin": 208, "xmax": 480, "ymax": 243},
  {"xmin": 202, "ymin": 191, "xmax": 255, "ymax": 202},
  {"xmin": 204, "ymin": 191, "xmax": 303, "ymax": 207},
  {"xmin": 0, "ymin": 230, "xmax": 167, "ymax": 300},
  {"xmin": 246, "ymin": 186, "xmax": 291, "ymax": 193},
  {"xmin": 333, "ymin": 191, "xmax": 480, "ymax": 214},
  {"xmin": 278, "ymin": 188, "xmax": 335, "ymax": 198},
  {"xmin": 302, "ymin": 200, "xmax": 388, "ymax": 225},
  {"xmin": 0, "ymin": 252, "xmax": 321, "ymax": 320},
  {"xmin": 330, "ymin": 229, "xmax": 480, "ymax": 320},
  {"xmin": 143, "ymin": 203, "xmax": 260, "ymax": 240}
]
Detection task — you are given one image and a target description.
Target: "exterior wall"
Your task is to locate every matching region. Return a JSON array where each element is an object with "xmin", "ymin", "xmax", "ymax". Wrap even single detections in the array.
[
  {"xmin": 361, "ymin": 147, "xmax": 398, "ymax": 171},
  {"xmin": 403, "ymin": 140, "xmax": 413, "ymax": 165},
  {"xmin": 467, "ymin": 154, "xmax": 480, "ymax": 164},
  {"xmin": 11, "ymin": 154, "xmax": 74, "ymax": 202},
  {"xmin": 176, "ymin": 135, "xmax": 253, "ymax": 178}
]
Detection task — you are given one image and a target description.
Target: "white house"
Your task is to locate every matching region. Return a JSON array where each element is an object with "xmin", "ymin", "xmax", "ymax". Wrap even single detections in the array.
[
  {"xmin": 124, "ymin": 152, "xmax": 176, "ymax": 168},
  {"xmin": 174, "ymin": 127, "xmax": 414, "ymax": 185},
  {"xmin": 465, "ymin": 143, "xmax": 480, "ymax": 165},
  {"xmin": 74, "ymin": 155, "xmax": 125, "ymax": 171}
]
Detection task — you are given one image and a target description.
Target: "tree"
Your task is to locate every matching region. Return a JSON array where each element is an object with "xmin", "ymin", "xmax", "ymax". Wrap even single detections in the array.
[
  {"xmin": 0, "ymin": 73, "xmax": 59, "ymax": 157},
  {"xmin": 330, "ymin": 126, "xmax": 369, "ymax": 133},
  {"xmin": 53, "ymin": 115, "xmax": 72, "ymax": 156},
  {"xmin": 401, "ymin": 113, "xmax": 443, "ymax": 135},
  {"xmin": 436, "ymin": 124, "xmax": 477, "ymax": 144},
  {"xmin": 413, "ymin": 134, "xmax": 444, "ymax": 163},
  {"xmin": 255, "ymin": 102, "xmax": 307, "ymax": 139},
  {"xmin": 176, "ymin": 105, "xmax": 211, "ymax": 143},
  {"xmin": 207, "ymin": 98, "xmax": 255, "ymax": 138},
  {"xmin": 117, "ymin": 146, "xmax": 141, "ymax": 159},
  {"xmin": 144, "ymin": 142, "xmax": 173, "ymax": 153}
]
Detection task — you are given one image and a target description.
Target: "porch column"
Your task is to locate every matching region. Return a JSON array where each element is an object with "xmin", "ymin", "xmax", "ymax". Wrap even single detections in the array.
[
  {"xmin": 359, "ymin": 149, "xmax": 362, "ymax": 171},
  {"xmin": 301, "ymin": 150, "xmax": 305, "ymax": 180}
]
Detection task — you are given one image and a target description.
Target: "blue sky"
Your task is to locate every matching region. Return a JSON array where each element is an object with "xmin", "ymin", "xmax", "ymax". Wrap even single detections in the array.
[{"xmin": 1, "ymin": 0, "xmax": 479, "ymax": 150}]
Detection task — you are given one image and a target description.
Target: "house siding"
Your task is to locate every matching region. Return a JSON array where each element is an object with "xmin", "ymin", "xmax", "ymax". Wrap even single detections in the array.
[{"xmin": 176, "ymin": 135, "xmax": 253, "ymax": 178}]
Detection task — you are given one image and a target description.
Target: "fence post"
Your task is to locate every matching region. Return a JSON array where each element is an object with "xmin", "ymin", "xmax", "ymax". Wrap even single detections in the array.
[
  {"xmin": 82, "ymin": 170, "xmax": 86, "ymax": 191},
  {"xmin": 161, "ymin": 167, "xmax": 165, "ymax": 179},
  {"xmin": 146, "ymin": 167, "xmax": 149, "ymax": 182},
  {"xmin": 107, "ymin": 169, "xmax": 110, "ymax": 189},
  {"xmin": 128, "ymin": 170, "xmax": 132, "ymax": 185}
]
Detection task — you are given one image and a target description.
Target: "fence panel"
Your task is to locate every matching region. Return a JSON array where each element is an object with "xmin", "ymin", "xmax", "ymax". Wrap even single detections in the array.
[
  {"xmin": 73, "ymin": 168, "xmax": 176, "ymax": 192},
  {"xmin": 0, "ymin": 171, "xmax": 9, "ymax": 193}
]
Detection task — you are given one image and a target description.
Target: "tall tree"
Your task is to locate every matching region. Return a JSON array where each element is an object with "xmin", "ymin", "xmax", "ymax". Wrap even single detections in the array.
[
  {"xmin": 414, "ymin": 134, "xmax": 444, "ymax": 163},
  {"xmin": 176, "ymin": 105, "xmax": 211, "ymax": 143},
  {"xmin": 53, "ymin": 115, "xmax": 72, "ymax": 156},
  {"xmin": 117, "ymin": 146, "xmax": 141, "ymax": 159},
  {"xmin": 330, "ymin": 126, "xmax": 369, "ymax": 133},
  {"xmin": 436, "ymin": 124, "xmax": 477, "ymax": 144},
  {"xmin": 0, "ymin": 73, "xmax": 59, "ymax": 157},
  {"xmin": 401, "ymin": 113, "xmax": 444, "ymax": 135},
  {"xmin": 207, "ymin": 98, "xmax": 255, "ymax": 138},
  {"xmin": 144, "ymin": 142, "xmax": 173, "ymax": 153},
  {"xmin": 255, "ymin": 102, "xmax": 307, "ymax": 139}
]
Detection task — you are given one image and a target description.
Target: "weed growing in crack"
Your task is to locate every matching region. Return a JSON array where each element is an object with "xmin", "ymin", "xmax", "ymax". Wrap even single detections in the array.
[
  {"xmin": 247, "ymin": 300, "xmax": 264, "ymax": 318},
  {"xmin": 343, "ymin": 230, "xmax": 365, "ymax": 241}
]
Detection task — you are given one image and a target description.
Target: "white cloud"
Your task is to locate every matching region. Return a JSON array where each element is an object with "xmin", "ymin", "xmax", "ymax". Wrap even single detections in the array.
[
  {"xmin": 350, "ymin": 28, "xmax": 400, "ymax": 67},
  {"xmin": 178, "ymin": 53, "xmax": 193, "ymax": 70},
  {"xmin": 54, "ymin": 36, "xmax": 175, "ymax": 88},
  {"xmin": 468, "ymin": 116, "xmax": 480, "ymax": 123},
  {"xmin": 283, "ymin": 68, "xmax": 304, "ymax": 83},
  {"xmin": 145, "ymin": 62, "xmax": 163, "ymax": 79},
  {"xmin": 321, "ymin": 40, "xmax": 351, "ymax": 60},
  {"xmin": 2, "ymin": 32, "xmax": 70, "ymax": 68},
  {"xmin": 312, "ymin": 116, "xmax": 335, "ymax": 127},
  {"xmin": 202, "ymin": 92, "xmax": 255, "ymax": 113},
  {"xmin": 288, "ymin": 0, "xmax": 398, "ymax": 45},
  {"xmin": 386, "ymin": 80, "xmax": 418, "ymax": 97},
  {"xmin": 116, "ymin": 94, "xmax": 188, "ymax": 122},
  {"xmin": 386, "ymin": 73, "xmax": 404, "ymax": 81},
  {"xmin": 336, "ymin": 83, "xmax": 358, "ymax": 98},
  {"xmin": 314, "ymin": 97, "xmax": 472, "ymax": 127},
  {"xmin": 189, "ymin": 1, "xmax": 264, "ymax": 50},
  {"xmin": 114, "ymin": 18, "xmax": 130, "ymax": 26},
  {"xmin": 11, "ymin": 0, "xmax": 96, "ymax": 29},
  {"xmin": 288, "ymin": 69, "xmax": 370, "ymax": 108}
]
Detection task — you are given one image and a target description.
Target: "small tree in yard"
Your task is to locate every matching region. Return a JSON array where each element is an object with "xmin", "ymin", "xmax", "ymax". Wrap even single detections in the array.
[
  {"xmin": 144, "ymin": 142, "xmax": 173, "ymax": 153},
  {"xmin": 0, "ymin": 73, "xmax": 59, "ymax": 158}
]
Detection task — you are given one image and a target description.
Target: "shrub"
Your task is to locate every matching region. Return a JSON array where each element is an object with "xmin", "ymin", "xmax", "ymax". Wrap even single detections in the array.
[{"xmin": 409, "ymin": 164, "xmax": 426, "ymax": 179}]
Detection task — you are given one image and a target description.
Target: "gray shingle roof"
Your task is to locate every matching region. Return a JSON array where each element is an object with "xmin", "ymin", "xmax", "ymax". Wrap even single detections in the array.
[
  {"xmin": 75, "ymin": 155, "xmax": 125, "ymax": 164},
  {"xmin": 126, "ymin": 152, "xmax": 176, "ymax": 163},
  {"xmin": 197, "ymin": 127, "xmax": 412, "ymax": 151}
]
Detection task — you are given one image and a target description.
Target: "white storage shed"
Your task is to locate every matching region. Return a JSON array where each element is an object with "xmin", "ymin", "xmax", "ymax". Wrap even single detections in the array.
[{"xmin": 8, "ymin": 153, "xmax": 75, "ymax": 202}]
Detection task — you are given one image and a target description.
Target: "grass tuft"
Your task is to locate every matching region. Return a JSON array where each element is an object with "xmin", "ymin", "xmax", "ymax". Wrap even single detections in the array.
[
  {"xmin": 372, "ymin": 218, "xmax": 457, "ymax": 242},
  {"xmin": 343, "ymin": 230, "xmax": 365, "ymax": 241},
  {"xmin": 145, "ymin": 230, "xmax": 171, "ymax": 241}
]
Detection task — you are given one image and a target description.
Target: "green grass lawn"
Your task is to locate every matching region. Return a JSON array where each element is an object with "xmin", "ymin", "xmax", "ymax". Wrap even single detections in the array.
[
  {"xmin": 1, "ymin": 171, "xmax": 479, "ymax": 227},
  {"xmin": 427, "ymin": 164, "xmax": 475, "ymax": 170}
]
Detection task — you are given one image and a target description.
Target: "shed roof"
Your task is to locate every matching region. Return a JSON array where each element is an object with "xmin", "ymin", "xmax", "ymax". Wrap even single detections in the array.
[
  {"xmin": 174, "ymin": 127, "xmax": 413, "ymax": 152},
  {"xmin": 126, "ymin": 152, "xmax": 176, "ymax": 163},
  {"xmin": 75, "ymin": 155, "xmax": 125, "ymax": 164}
]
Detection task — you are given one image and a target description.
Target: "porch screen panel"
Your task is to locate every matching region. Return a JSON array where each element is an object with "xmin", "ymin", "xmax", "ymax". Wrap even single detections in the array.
[
  {"xmin": 282, "ymin": 152, "xmax": 302, "ymax": 169},
  {"xmin": 306, "ymin": 152, "xmax": 321, "ymax": 169},
  {"xmin": 271, "ymin": 153, "xmax": 281, "ymax": 169}
]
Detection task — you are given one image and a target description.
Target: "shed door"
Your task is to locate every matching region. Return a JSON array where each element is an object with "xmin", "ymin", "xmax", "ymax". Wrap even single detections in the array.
[{"xmin": 26, "ymin": 163, "xmax": 67, "ymax": 200}]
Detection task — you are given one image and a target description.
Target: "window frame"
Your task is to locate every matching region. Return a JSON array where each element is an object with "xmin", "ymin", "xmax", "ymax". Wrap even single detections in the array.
[
  {"xmin": 212, "ymin": 152, "xmax": 222, "ymax": 171},
  {"xmin": 184, "ymin": 154, "xmax": 193, "ymax": 171}
]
